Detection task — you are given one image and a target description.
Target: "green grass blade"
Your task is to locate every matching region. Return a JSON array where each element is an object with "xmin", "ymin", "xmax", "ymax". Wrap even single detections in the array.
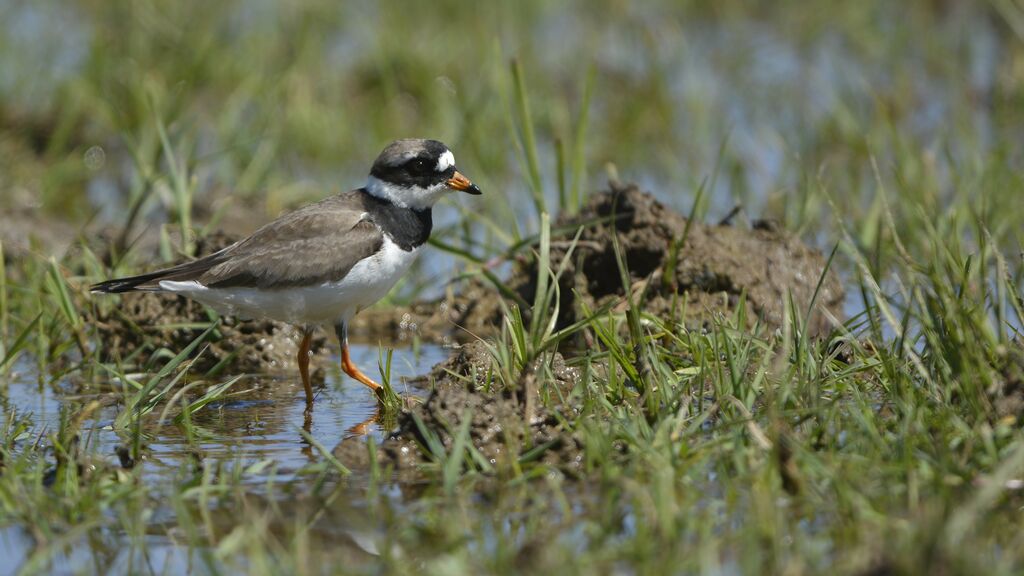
[
  {"xmin": 510, "ymin": 58, "xmax": 545, "ymax": 219},
  {"xmin": 115, "ymin": 322, "xmax": 219, "ymax": 429},
  {"xmin": 0, "ymin": 312, "xmax": 42, "ymax": 371}
]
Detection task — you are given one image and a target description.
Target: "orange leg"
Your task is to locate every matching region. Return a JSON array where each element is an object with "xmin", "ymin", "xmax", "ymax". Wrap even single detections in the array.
[
  {"xmin": 297, "ymin": 327, "xmax": 315, "ymax": 408},
  {"xmin": 334, "ymin": 322, "xmax": 382, "ymax": 395}
]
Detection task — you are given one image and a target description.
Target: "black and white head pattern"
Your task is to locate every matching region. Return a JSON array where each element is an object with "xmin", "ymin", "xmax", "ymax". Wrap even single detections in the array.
[{"xmin": 365, "ymin": 139, "xmax": 459, "ymax": 210}]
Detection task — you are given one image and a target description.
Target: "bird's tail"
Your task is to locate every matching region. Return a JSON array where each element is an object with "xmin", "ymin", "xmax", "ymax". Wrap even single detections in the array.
[
  {"xmin": 90, "ymin": 271, "xmax": 171, "ymax": 294},
  {"xmin": 92, "ymin": 244, "xmax": 235, "ymax": 294}
]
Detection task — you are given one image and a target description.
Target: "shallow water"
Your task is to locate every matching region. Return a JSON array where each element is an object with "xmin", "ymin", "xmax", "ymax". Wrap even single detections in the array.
[
  {"xmin": 0, "ymin": 343, "xmax": 449, "ymax": 572},
  {"xmin": 6, "ymin": 342, "xmax": 447, "ymax": 477}
]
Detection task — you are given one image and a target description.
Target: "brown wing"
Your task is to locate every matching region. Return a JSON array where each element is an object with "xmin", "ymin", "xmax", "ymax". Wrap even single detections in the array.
[{"xmin": 91, "ymin": 191, "xmax": 383, "ymax": 292}]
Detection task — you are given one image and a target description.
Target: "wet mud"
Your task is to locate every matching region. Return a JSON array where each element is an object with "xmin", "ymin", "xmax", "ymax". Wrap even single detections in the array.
[{"xmin": 333, "ymin": 341, "xmax": 586, "ymax": 474}]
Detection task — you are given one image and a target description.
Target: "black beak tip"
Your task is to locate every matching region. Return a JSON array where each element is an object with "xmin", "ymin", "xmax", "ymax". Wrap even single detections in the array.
[{"xmin": 466, "ymin": 183, "xmax": 482, "ymax": 195}]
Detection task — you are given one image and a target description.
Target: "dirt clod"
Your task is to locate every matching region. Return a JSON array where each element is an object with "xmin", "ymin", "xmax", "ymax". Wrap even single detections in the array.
[{"xmin": 333, "ymin": 341, "xmax": 585, "ymax": 474}]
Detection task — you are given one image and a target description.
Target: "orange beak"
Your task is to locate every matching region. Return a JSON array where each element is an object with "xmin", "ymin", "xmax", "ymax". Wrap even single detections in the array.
[{"xmin": 446, "ymin": 171, "xmax": 481, "ymax": 195}]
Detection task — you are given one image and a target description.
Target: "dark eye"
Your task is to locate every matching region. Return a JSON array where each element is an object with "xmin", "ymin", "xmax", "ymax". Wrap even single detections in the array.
[{"xmin": 409, "ymin": 158, "xmax": 431, "ymax": 173}]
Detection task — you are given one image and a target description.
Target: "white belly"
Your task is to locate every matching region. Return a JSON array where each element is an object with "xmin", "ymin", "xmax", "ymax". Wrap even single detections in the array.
[{"xmin": 159, "ymin": 238, "xmax": 420, "ymax": 325}]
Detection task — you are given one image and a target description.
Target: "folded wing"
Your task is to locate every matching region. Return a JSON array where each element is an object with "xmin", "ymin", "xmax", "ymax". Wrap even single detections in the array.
[{"xmin": 91, "ymin": 191, "xmax": 384, "ymax": 293}]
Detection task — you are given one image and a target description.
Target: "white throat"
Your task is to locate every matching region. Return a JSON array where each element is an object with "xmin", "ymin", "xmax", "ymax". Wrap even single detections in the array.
[{"xmin": 365, "ymin": 176, "xmax": 448, "ymax": 210}]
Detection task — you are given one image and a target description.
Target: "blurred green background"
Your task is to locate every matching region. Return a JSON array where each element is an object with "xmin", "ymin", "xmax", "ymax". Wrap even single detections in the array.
[{"xmin": 3, "ymin": 0, "xmax": 1022, "ymax": 277}]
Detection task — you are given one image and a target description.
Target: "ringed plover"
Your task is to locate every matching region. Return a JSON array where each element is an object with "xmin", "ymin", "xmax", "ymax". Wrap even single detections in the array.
[{"xmin": 92, "ymin": 139, "xmax": 480, "ymax": 407}]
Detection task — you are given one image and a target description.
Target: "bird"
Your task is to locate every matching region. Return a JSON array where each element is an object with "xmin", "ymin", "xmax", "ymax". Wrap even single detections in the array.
[{"xmin": 92, "ymin": 139, "xmax": 480, "ymax": 408}]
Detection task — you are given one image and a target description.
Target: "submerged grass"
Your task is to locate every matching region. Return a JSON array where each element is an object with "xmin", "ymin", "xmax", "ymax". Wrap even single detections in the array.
[{"xmin": 1, "ymin": 0, "xmax": 1024, "ymax": 574}]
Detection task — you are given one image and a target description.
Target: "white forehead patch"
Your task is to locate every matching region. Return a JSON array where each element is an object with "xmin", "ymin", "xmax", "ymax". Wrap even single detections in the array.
[{"xmin": 436, "ymin": 150, "xmax": 455, "ymax": 172}]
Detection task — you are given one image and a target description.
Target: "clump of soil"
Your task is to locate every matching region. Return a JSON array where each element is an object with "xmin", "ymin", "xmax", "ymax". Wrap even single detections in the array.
[
  {"xmin": 333, "ymin": 341, "xmax": 586, "ymax": 474},
  {"xmin": 89, "ymin": 233, "xmax": 330, "ymax": 374},
  {"xmin": 355, "ymin": 181, "xmax": 844, "ymax": 341}
]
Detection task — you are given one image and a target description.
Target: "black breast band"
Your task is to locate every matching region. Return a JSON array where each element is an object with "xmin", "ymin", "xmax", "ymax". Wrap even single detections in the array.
[{"xmin": 362, "ymin": 194, "xmax": 433, "ymax": 251}]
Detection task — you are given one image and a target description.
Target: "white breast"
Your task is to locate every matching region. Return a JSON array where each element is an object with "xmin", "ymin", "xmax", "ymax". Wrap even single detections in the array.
[{"xmin": 159, "ymin": 238, "xmax": 420, "ymax": 325}]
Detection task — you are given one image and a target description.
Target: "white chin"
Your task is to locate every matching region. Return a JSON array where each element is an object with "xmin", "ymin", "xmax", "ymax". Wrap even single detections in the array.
[{"xmin": 365, "ymin": 176, "xmax": 448, "ymax": 210}]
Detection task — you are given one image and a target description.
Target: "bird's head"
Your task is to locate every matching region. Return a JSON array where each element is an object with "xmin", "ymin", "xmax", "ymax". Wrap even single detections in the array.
[{"xmin": 366, "ymin": 139, "xmax": 481, "ymax": 210}]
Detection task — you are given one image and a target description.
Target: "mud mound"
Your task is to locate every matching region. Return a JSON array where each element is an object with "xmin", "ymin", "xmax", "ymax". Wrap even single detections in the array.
[
  {"xmin": 540, "ymin": 181, "xmax": 843, "ymax": 336},
  {"xmin": 356, "ymin": 182, "xmax": 843, "ymax": 341},
  {"xmin": 333, "ymin": 342, "xmax": 586, "ymax": 474},
  {"xmin": 89, "ymin": 233, "xmax": 330, "ymax": 374}
]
